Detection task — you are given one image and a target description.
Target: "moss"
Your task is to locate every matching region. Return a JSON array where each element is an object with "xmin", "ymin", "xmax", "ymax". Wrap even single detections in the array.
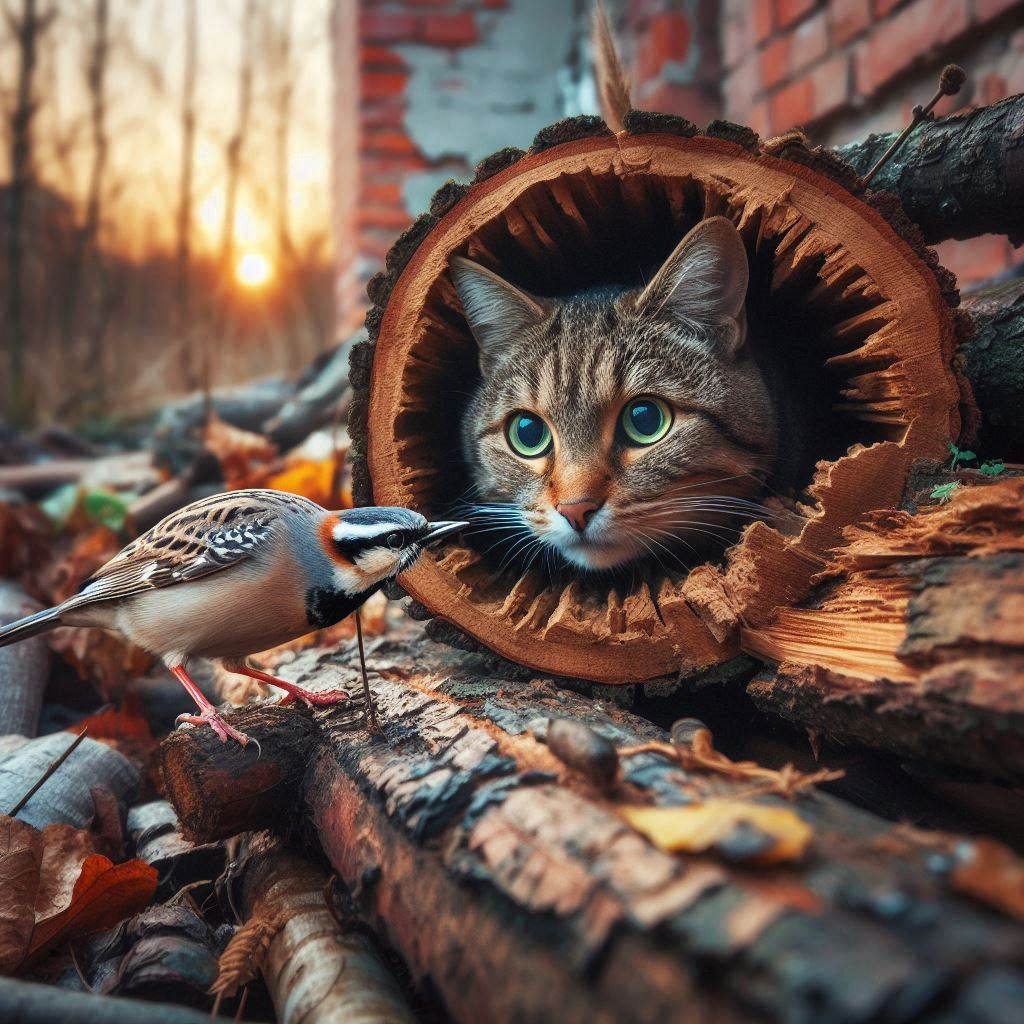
[{"xmin": 530, "ymin": 115, "xmax": 612, "ymax": 154}]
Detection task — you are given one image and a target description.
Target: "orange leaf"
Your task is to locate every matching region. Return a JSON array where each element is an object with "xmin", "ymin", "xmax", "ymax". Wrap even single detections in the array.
[
  {"xmin": 951, "ymin": 838, "xmax": 1024, "ymax": 920},
  {"xmin": 27, "ymin": 855, "xmax": 157, "ymax": 959},
  {"xmin": 263, "ymin": 458, "xmax": 340, "ymax": 508}
]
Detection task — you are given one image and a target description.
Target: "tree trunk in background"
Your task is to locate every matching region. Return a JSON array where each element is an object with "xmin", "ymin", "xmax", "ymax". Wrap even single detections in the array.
[
  {"xmin": 5, "ymin": 0, "xmax": 55, "ymax": 425},
  {"xmin": 273, "ymin": 1, "xmax": 294, "ymax": 267},
  {"xmin": 176, "ymin": 0, "xmax": 198, "ymax": 389},
  {"xmin": 834, "ymin": 93, "xmax": 1024, "ymax": 247}
]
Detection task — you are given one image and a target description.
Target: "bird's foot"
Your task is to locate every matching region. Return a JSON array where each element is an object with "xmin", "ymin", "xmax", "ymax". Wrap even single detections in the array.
[
  {"xmin": 275, "ymin": 683, "xmax": 351, "ymax": 708},
  {"xmin": 222, "ymin": 663, "xmax": 351, "ymax": 709},
  {"xmin": 176, "ymin": 708, "xmax": 252, "ymax": 745}
]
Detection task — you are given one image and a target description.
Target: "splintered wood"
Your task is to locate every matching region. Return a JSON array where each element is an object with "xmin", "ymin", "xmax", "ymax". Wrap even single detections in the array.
[
  {"xmin": 359, "ymin": 128, "xmax": 964, "ymax": 682},
  {"xmin": 744, "ymin": 477, "xmax": 1024, "ymax": 781},
  {"xmin": 159, "ymin": 626, "xmax": 1024, "ymax": 1024}
]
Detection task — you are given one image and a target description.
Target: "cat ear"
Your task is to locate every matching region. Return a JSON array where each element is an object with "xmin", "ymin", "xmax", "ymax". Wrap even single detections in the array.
[
  {"xmin": 636, "ymin": 216, "xmax": 749, "ymax": 358},
  {"xmin": 450, "ymin": 257, "xmax": 549, "ymax": 373}
]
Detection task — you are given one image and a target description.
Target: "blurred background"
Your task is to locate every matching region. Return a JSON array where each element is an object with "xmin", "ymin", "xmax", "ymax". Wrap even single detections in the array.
[{"xmin": 2, "ymin": 0, "xmax": 1022, "ymax": 429}]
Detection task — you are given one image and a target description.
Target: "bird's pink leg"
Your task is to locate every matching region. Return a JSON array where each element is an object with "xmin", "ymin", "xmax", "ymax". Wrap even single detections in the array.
[
  {"xmin": 227, "ymin": 664, "xmax": 351, "ymax": 708},
  {"xmin": 170, "ymin": 664, "xmax": 252, "ymax": 745}
]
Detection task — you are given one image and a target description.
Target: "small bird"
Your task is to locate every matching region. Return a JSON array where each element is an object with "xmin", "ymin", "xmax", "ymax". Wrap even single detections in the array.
[{"xmin": 0, "ymin": 489, "xmax": 466, "ymax": 745}]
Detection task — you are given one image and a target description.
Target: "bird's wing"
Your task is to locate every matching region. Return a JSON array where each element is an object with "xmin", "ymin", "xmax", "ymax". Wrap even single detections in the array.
[{"xmin": 66, "ymin": 489, "xmax": 319, "ymax": 608}]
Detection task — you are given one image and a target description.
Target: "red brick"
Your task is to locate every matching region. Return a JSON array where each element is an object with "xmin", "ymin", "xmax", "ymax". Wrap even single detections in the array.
[
  {"xmin": 360, "ymin": 45, "xmax": 407, "ymax": 70},
  {"xmin": 769, "ymin": 52, "xmax": 849, "ymax": 129},
  {"xmin": 722, "ymin": 16, "xmax": 755, "ymax": 69},
  {"xmin": 363, "ymin": 127, "xmax": 420, "ymax": 155},
  {"xmin": 828, "ymin": 0, "xmax": 871, "ymax": 45},
  {"xmin": 359, "ymin": 205, "xmax": 414, "ymax": 230},
  {"xmin": 361, "ymin": 182, "xmax": 403, "ymax": 206},
  {"xmin": 754, "ymin": 1, "xmax": 775, "ymax": 43},
  {"xmin": 935, "ymin": 235, "xmax": 1013, "ymax": 286},
  {"xmin": 747, "ymin": 99, "xmax": 772, "ymax": 137},
  {"xmin": 974, "ymin": 0, "xmax": 1022, "ymax": 18},
  {"xmin": 725, "ymin": 56, "xmax": 762, "ymax": 110},
  {"xmin": 790, "ymin": 12, "xmax": 828, "ymax": 73},
  {"xmin": 775, "ymin": 0, "xmax": 817, "ymax": 26},
  {"xmin": 639, "ymin": 81, "xmax": 719, "ymax": 126},
  {"xmin": 872, "ymin": 0, "xmax": 903, "ymax": 15},
  {"xmin": 363, "ymin": 70, "xmax": 407, "ymax": 100},
  {"xmin": 760, "ymin": 36, "xmax": 792, "ymax": 87},
  {"xmin": 421, "ymin": 12, "xmax": 478, "ymax": 47},
  {"xmin": 359, "ymin": 11, "xmax": 419, "ymax": 44},
  {"xmin": 635, "ymin": 11, "xmax": 691, "ymax": 83},
  {"xmin": 855, "ymin": 0, "xmax": 970, "ymax": 95}
]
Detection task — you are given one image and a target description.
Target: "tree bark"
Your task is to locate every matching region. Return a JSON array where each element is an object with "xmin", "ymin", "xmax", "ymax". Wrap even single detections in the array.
[
  {"xmin": 959, "ymin": 279, "xmax": 1024, "ymax": 460},
  {"xmin": 834, "ymin": 93, "xmax": 1024, "ymax": 246},
  {"xmin": 743, "ymin": 474, "xmax": 1024, "ymax": 783},
  {"xmin": 160, "ymin": 627, "xmax": 1024, "ymax": 1024}
]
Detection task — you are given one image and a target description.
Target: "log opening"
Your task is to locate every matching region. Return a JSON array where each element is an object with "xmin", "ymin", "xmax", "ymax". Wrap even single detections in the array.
[{"xmin": 356, "ymin": 123, "xmax": 967, "ymax": 683}]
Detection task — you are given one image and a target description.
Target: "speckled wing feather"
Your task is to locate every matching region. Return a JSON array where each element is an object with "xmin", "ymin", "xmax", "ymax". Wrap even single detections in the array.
[{"xmin": 65, "ymin": 489, "xmax": 321, "ymax": 609}]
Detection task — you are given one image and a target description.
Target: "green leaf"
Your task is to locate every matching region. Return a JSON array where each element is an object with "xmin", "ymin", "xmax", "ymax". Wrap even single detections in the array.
[
  {"xmin": 979, "ymin": 460, "xmax": 1006, "ymax": 477},
  {"xmin": 947, "ymin": 443, "xmax": 977, "ymax": 469},
  {"xmin": 82, "ymin": 489, "xmax": 129, "ymax": 532},
  {"xmin": 930, "ymin": 482, "xmax": 960, "ymax": 503}
]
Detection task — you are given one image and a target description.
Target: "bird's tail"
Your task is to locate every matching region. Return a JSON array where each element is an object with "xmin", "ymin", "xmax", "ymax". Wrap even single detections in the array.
[{"xmin": 0, "ymin": 606, "xmax": 63, "ymax": 648}]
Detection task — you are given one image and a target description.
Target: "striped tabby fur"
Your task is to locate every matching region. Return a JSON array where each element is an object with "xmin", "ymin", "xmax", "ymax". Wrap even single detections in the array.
[{"xmin": 451, "ymin": 217, "xmax": 780, "ymax": 572}]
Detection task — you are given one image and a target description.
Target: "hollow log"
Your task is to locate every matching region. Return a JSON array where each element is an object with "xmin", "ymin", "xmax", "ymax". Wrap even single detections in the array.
[
  {"xmin": 834, "ymin": 93, "xmax": 1024, "ymax": 246},
  {"xmin": 160, "ymin": 628, "xmax": 1024, "ymax": 1024},
  {"xmin": 743, "ymin": 474, "xmax": 1024, "ymax": 783},
  {"xmin": 959, "ymin": 279, "xmax": 1024, "ymax": 460}
]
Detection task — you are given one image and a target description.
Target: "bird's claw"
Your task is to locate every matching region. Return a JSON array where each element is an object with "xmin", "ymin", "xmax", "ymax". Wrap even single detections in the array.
[{"xmin": 175, "ymin": 709, "xmax": 253, "ymax": 746}]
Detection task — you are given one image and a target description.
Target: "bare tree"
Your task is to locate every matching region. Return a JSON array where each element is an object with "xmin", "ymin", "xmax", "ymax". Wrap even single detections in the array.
[
  {"xmin": 4, "ymin": 0, "xmax": 57, "ymax": 425},
  {"xmin": 176, "ymin": 0, "xmax": 198, "ymax": 386},
  {"xmin": 270, "ymin": 0, "xmax": 293, "ymax": 265},
  {"xmin": 220, "ymin": 0, "xmax": 257, "ymax": 276}
]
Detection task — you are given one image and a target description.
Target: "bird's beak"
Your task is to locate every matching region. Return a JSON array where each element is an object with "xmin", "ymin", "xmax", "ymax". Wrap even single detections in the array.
[{"xmin": 422, "ymin": 520, "xmax": 469, "ymax": 546}]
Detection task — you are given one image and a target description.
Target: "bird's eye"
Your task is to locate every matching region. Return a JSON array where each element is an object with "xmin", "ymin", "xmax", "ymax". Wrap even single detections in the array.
[
  {"xmin": 506, "ymin": 411, "xmax": 553, "ymax": 459},
  {"xmin": 386, "ymin": 531, "xmax": 403, "ymax": 550},
  {"xmin": 620, "ymin": 397, "xmax": 672, "ymax": 446}
]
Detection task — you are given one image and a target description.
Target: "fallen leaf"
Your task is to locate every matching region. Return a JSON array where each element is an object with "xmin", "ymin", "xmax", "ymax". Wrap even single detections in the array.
[
  {"xmin": 621, "ymin": 800, "xmax": 813, "ymax": 865},
  {"xmin": 69, "ymin": 695, "xmax": 156, "ymax": 762},
  {"xmin": 204, "ymin": 413, "xmax": 278, "ymax": 488},
  {"xmin": 263, "ymin": 458, "xmax": 341, "ymax": 507},
  {"xmin": 0, "ymin": 817, "xmax": 43, "ymax": 974},
  {"xmin": 0, "ymin": 502, "xmax": 53, "ymax": 581},
  {"xmin": 27, "ymin": 854, "xmax": 157, "ymax": 960},
  {"xmin": 950, "ymin": 838, "xmax": 1024, "ymax": 919},
  {"xmin": 34, "ymin": 824, "xmax": 97, "ymax": 923}
]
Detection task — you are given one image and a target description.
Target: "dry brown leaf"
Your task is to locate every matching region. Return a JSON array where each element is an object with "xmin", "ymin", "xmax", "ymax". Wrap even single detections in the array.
[
  {"xmin": 0, "ymin": 502, "xmax": 53, "ymax": 582},
  {"xmin": 211, "ymin": 908, "xmax": 289, "ymax": 999},
  {"xmin": 621, "ymin": 800, "xmax": 813, "ymax": 865},
  {"xmin": 203, "ymin": 413, "xmax": 278, "ymax": 488},
  {"xmin": 0, "ymin": 817, "xmax": 43, "ymax": 974},
  {"xmin": 950, "ymin": 838, "xmax": 1024, "ymax": 920},
  {"xmin": 27, "ymin": 854, "xmax": 157, "ymax": 961},
  {"xmin": 34, "ymin": 824, "xmax": 97, "ymax": 923}
]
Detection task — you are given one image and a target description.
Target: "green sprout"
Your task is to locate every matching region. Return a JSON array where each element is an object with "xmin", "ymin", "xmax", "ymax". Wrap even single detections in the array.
[
  {"xmin": 947, "ymin": 442, "xmax": 976, "ymax": 471},
  {"xmin": 930, "ymin": 481, "xmax": 960, "ymax": 504},
  {"xmin": 978, "ymin": 460, "xmax": 1006, "ymax": 477}
]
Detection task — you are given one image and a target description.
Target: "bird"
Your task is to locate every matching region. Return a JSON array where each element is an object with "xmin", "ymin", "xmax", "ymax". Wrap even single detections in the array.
[{"xmin": 0, "ymin": 489, "xmax": 466, "ymax": 745}]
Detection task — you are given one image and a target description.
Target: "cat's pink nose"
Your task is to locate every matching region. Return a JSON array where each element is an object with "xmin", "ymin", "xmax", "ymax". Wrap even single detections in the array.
[{"xmin": 556, "ymin": 500, "xmax": 601, "ymax": 534}]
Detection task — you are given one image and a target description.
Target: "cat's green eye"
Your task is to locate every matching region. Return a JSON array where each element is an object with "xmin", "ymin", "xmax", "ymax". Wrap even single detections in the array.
[
  {"xmin": 506, "ymin": 411, "xmax": 553, "ymax": 459},
  {"xmin": 620, "ymin": 397, "xmax": 673, "ymax": 446}
]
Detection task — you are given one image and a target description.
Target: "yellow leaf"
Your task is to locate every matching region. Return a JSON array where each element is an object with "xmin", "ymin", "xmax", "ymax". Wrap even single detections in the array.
[{"xmin": 621, "ymin": 799, "xmax": 812, "ymax": 864}]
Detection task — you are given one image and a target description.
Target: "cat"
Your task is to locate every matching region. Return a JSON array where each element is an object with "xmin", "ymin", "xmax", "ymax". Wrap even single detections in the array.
[{"xmin": 450, "ymin": 216, "xmax": 780, "ymax": 573}]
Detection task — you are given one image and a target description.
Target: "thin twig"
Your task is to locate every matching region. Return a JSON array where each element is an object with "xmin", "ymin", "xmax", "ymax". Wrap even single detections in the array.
[
  {"xmin": 9, "ymin": 729, "xmax": 88, "ymax": 817},
  {"xmin": 863, "ymin": 64, "xmax": 966, "ymax": 184},
  {"xmin": 355, "ymin": 609, "xmax": 379, "ymax": 733},
  {"xmin": 233, "ymin": 985, "xmax": 249, "ymax": 1022}
]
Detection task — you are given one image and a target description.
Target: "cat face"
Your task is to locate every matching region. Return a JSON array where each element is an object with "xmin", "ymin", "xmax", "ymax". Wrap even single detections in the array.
[{"xmin": 452, "ymin": 217, "xmax": 779, "ymax": 572}]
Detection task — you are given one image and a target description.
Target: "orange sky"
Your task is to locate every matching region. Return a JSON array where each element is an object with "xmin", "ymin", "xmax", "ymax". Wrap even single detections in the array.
[{"xmin": 3, "ymin": 0, "xmax": 332, "ymax": 266}]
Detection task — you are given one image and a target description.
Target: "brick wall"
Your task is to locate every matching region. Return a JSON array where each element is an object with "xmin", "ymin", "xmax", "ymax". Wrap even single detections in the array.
[
  {"xmin": 332, "ymin": 0, "xmax": 1023, "ymax": 334},
  {"xmin": 715, "ymin": 0, "xmax": 1024, "ymax": 285}
]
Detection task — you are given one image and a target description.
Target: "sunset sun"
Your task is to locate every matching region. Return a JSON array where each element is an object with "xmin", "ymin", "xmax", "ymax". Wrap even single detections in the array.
[{"xmin": 235, "ymin": 252, "xmax": 273, "ymax": 289}]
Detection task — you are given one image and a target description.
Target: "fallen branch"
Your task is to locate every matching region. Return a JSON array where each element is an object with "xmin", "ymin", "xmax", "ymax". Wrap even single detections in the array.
[
  {"xmin": 162, "ymin": 625, "xmax": 1024, "ymax": 1024},
  {"xmin": 835, "ymin": 93, "xmax": 1024, "ymax": 245},
  {"xmin": 213, "ymin": 832, "xmax": 415, "ymax": 1024},
  {"xmin": 0, "ymin": 976, "xmax": 228, "ymax": 1024},
  {"xmin": 0, "ymin": 582, "xmax": 50, "ymax": 737}
]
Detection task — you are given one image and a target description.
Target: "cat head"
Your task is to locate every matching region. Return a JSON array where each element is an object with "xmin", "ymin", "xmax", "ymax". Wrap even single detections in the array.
[{"xmin": 451, "ymin": 216, "xmax": 778, "ymax": 572}]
